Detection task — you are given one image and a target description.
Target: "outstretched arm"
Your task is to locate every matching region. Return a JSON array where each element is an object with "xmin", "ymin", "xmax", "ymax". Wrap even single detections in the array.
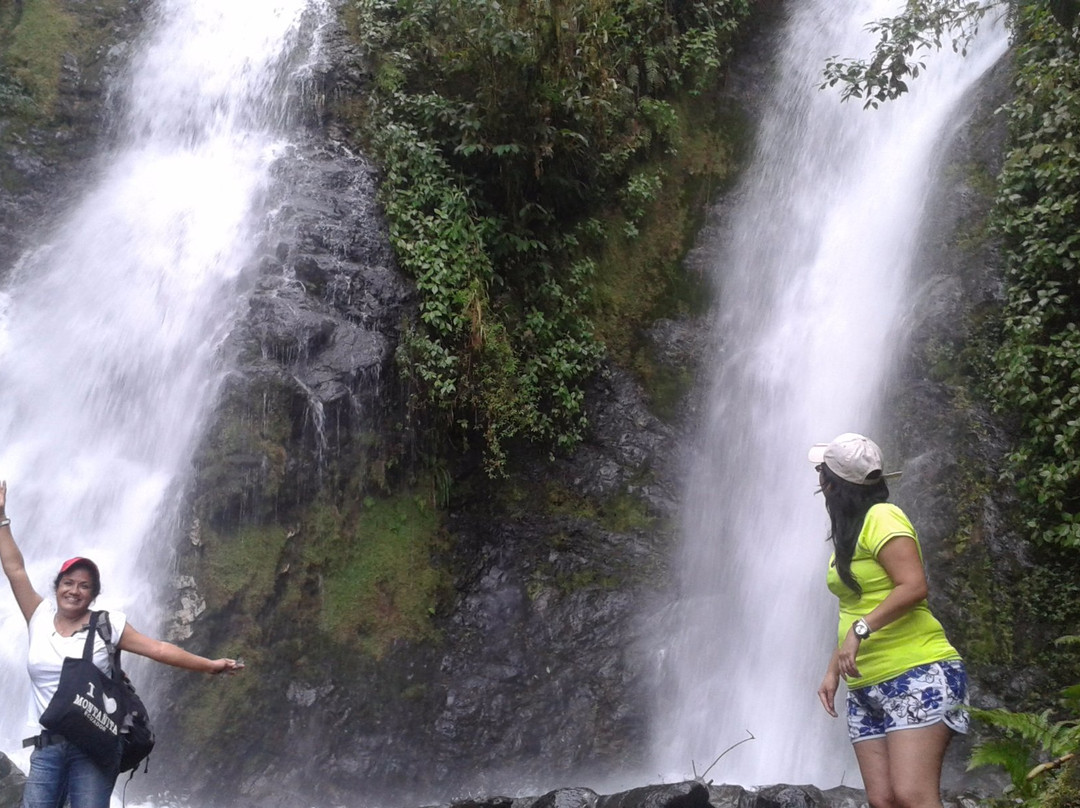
[
  {"xmin": 0, "ymin": 482, "xmax": 44, "ymax": 623},
  {"xmin": 117, "ymin": 623, "xmax": 244, "ymax": 675}
]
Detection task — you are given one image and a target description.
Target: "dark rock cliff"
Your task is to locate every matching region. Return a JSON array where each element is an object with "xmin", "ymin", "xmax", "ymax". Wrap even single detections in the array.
[{"xmin": 136, "ymin": 9, "xmax": 691, "ymax": 806}]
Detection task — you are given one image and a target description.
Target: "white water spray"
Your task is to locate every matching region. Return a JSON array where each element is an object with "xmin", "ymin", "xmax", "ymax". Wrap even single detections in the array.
[
  {"xmin": 0, "ymin": 0, "xmax": 329, "ymax": 774},
  {"xmin": 651, "ymin": 0, "xmax": 1007, "ymax": 787}
]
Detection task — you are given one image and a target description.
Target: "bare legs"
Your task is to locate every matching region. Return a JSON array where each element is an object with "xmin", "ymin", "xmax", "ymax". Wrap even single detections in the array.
[{"xmin": 853, "ymin": 722, "xmax": 954, "ymax": 808}]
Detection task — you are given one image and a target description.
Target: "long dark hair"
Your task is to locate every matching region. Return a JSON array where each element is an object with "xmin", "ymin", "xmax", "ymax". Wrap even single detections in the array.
[{"xmin": 820, "ymin": 463, "xmax": 889, "ymax": 596}]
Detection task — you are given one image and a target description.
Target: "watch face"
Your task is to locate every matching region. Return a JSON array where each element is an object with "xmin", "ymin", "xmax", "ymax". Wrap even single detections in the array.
[{"xmin": 854, "ymin": 620, "xmax": 870, "ymax": 638}]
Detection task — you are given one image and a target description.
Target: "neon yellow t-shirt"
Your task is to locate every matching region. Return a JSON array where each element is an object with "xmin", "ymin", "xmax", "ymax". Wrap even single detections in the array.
[{"xmin": 827, "ymin": 502, "xmax": 960, "ymax": 688}]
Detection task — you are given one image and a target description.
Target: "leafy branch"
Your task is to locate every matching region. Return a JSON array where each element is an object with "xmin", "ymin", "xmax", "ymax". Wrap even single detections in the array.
[
  {"xmin": 820, "ymin": 0, "xmax": 1080, "ymax": 108},
  {"xmin": 821, "ymin": 1, "xmax": 997, "ymax": 108}
]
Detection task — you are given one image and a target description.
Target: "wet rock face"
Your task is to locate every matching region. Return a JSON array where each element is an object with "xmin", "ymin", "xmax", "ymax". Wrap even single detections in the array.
[
  {"xmin": 886, "ymin": 52, "xmax": 1033, "ymax": 691},
  {"xmin": 191, "ymin": 134, "xmax": 414, "ymax": 524},
  {"xmin": 181, "ymin": 371, "xmax": 681, "ymax": 807},
  {"xmin": 426, "ymin": 512, "xmax": 667, "ymax": 785}
]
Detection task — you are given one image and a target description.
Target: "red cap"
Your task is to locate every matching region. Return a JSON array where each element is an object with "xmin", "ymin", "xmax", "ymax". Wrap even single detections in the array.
[{"xmin": 59, "ymin": 557, "xmax": 99, "ymax": 576}]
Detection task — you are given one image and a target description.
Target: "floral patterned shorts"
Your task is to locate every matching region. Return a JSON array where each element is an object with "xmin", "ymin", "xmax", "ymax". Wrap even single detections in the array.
[{"xmin": 847, "ymin": 660, "xmax": 969, "ymax": 743}]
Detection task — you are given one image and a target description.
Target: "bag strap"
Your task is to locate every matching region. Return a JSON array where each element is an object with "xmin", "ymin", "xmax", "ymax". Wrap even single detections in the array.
[
  {"xmin": 94, "ymin": 610, "xmax": 124, "ymax": 680},
  {"xmin": 83, "ymin": 611, "xmax": 102, "ymax": 661}
]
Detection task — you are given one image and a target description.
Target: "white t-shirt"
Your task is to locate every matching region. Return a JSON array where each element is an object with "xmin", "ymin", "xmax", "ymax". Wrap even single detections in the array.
[{"xmin": 26, "ymin": 600, "xmax": 128, "ymax": 732}]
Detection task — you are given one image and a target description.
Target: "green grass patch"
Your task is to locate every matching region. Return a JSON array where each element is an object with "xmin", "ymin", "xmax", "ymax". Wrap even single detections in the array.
[
  {"xmin": 597, "ymin": 490, "xmax": 659, "ymax": 534},
  {"xmin": 200, "ymin": 523, "xmax": 292, "ymax": 615},
  {"xmin": 951, "ymin": 551, "xmax": 1015, "ymax": 667},
  {"xmin": 634, "ymin": 359, "xmax": 696, "ymax": 423},
  {"xmin": 0, "ymin": 0, "xmax": 75, "ymax": 122},
  {"xmin": 545, "ymin": 481, "xmax": 658, "ymax": 533},
  {"xmin": 316, "ymin": 490, "xmax": 447, "ymax": 658}
]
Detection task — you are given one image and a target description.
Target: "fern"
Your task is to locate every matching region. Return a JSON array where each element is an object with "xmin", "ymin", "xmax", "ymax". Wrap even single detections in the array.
[
  {"xmin": 969, "ymin": 736, "xmax": 1044, "ymax": 796},
  {"xmin": 969, "ymin": 686, "xmax": 1080, "ymax": 802},
  {"xmin": 972, "ymin": 708, "xmax": 1080, "ymax": 758}
]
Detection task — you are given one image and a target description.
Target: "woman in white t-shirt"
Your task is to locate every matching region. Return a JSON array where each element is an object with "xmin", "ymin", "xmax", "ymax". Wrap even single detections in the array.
[{"xmin": 0, "ymin": 481, "xmax": 244, "ymax": 808}]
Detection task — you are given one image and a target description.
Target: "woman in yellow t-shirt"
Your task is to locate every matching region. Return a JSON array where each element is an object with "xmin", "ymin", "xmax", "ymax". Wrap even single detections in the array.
[{"xmin": 809, "ymin": 433, "xmax": 968, "ymax": 808}]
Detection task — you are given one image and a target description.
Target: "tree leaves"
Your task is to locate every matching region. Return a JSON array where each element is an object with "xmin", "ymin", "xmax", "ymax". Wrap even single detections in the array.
[
  {"xmin": 821, "ymin": 1, "xmax": 1080, "ymax": 108},
  {"xmin": 821, "ymin": 0, "xmax": 993, "ymax": 107},
  {"xmin": 347, "ymin": 0, "xmax": 751, "ymax": 472},
  {"xmin": 991, "ymin": 5, "xmax": 1080, "ymax": 549}
]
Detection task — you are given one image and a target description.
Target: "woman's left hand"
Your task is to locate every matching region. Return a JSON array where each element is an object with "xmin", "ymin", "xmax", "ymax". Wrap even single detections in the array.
[
  {"xmin": 837, "ymin": 629, "xmax": 861, "ymax": 679},
  {"xmin": 211, "ymin": 658, "xmax": 245, "ymax": 675}
]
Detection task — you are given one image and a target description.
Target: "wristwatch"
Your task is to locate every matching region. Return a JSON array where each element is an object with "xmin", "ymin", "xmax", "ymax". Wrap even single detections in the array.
[{"xmin": 852, "ymin": 618, "xmax": 872, "ymax": 640}]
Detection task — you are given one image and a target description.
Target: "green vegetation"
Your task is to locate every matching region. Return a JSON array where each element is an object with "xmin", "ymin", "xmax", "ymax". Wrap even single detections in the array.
[
  {"xmin": 177, "ymin": 649, "xmax": 266, "ymax": 750},
  {"xmin": 201, "ymin": 522, "xmax": 293, "ymax": 616},
  {"xmin": 0, "ymin": 0, "xmax": 74, "ymax": 123},
  {"xmin": 342, "ymin": 0, "xmax": 750, "ymax": 473},
  {"xmin": 313, "ymin": 492, "xmax": 447, "ymax": 658},
  {"xmin": 953, "ymin": 7, "xmax": 1080, "ymax": 804},
  {"xmin": 196, "ymin": 485, "xmax": 449, "ymax": 660},
  {"xmin": 969, "ymin": 640, "xmax": 1080, "ymax": 806},
  {"xmin": 545, "ymin": 480, "xmax": 660, "ymax": 533},
  {"xmin": 990, "ymin": 5, "xmax": 1080, "ymax": 551}
]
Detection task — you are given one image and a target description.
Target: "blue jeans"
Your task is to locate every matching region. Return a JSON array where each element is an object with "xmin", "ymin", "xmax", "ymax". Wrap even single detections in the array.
[{"xmin": 22, "ymin": 739, "xmax": 119, "ymax": 808}]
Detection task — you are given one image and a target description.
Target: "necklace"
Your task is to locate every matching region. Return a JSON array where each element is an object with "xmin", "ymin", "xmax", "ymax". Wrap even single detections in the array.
[{"xmin": 53, "ymin": 613, "xmax": 90, "ymax": 637}]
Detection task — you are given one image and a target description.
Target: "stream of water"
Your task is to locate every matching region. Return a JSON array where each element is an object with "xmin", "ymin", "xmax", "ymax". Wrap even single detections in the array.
[
  {"xmin": 650, "ymin": 0, "xmax": 1008, "ymax": 788},
  {"xmin": 0, "ymin": 0, "xmax": 329, "ymax": 781}
]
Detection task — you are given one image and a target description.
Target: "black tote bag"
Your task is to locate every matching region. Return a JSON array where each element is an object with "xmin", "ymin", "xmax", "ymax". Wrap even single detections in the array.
[
  {"xmin": 98, "ymin": 612, "xmax": 155, "ymax": 773},
  {"xmin": 38, "ymin": 611, "xmax": 123, "ymax": 771}
]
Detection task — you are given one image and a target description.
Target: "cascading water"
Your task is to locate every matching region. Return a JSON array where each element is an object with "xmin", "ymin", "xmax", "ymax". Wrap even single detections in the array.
[
  {"xmin": 0, "ymin": 0, "xmax": 329, "ymax": 777},
  {"xmin": 651, "ymin": 0, "xmax": 1008, "ymax": 788}
]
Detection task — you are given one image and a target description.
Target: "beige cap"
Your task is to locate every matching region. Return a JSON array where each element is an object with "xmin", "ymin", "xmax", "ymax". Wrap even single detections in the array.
[{"xmin": 808, "ymin": 432, "xmax": 893, "ymax": 485}]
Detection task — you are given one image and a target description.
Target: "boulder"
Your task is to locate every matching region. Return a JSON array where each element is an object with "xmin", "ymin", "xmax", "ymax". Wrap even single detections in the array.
[{"xmin": 0, "ymin": 753, "xmax": 24, "ymax": 808}]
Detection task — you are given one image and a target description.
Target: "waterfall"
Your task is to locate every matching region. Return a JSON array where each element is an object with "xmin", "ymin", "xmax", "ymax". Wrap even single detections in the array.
[
  {"xmin": 650, "ymin": 0, "xmax": 1008, "ymax": 788},
  {"xmin": 0, "ymin": 0, "xmax": 329, "ymax": 773}
]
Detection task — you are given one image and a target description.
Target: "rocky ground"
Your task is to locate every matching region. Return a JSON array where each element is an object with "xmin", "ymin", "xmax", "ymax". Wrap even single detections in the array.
[{"xmin": 0, "ymin": 757, "xmax": 997, "ymax": 808}]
